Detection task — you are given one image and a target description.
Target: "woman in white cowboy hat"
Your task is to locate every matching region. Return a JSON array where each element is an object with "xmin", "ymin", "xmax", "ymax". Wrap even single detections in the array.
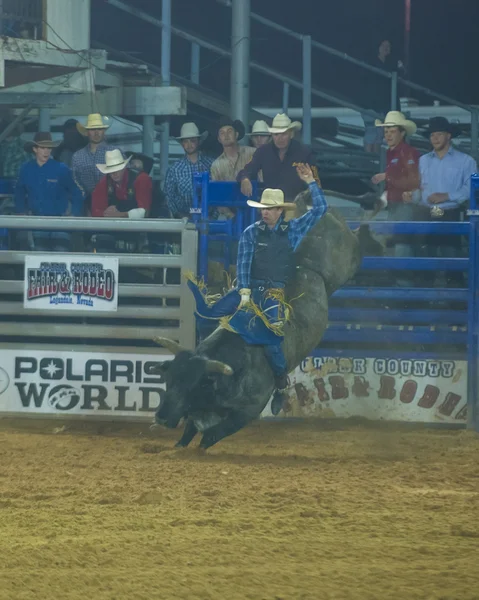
[
  {"xmin": 237, "ymin": 113, "xmax": 318, "ymax": 202},
  {"xmin": 71, "ymin": 113, "xmax": 119, "ymax": 199},
  {"xmin": 371, "ymin": 110, "xmax": 420, "ymax": 285},
  {"xmin": 164, "ymin": 122, "xmax": 214, "ymax": 218}
]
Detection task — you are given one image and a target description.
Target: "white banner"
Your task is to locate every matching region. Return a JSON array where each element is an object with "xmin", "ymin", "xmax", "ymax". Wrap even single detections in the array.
[
  {"xmin": 0, "ymin": 350, "xmax": 468, "ymax": 424},
  {"xmin": 24, "ymin": 254, "xmax": 119, "ymax": 312},
  {"xmin": 0, "ymin": 350, "xmax": 171, "ymax": 418},
  {"xmin": 261, "ymin": 356, "xmax": 468, "ymax": 424}
]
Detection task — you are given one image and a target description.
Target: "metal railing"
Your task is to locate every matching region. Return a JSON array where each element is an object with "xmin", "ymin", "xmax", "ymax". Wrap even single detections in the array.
[
  {"xmin": 0, "ymin": 0, "xmax": 43, "ymax": 39},
  {"xmin": 0, "ymin": 216, "xmax": 198, "ymax": 351},
  {"xmin": 104, "ymin": 0, "xmax": 478, "ymax": 159}
]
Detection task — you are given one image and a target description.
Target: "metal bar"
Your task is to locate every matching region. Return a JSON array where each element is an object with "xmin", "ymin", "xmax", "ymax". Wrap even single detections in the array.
[
  {"xmin": 302, "ymin": 35, "xmax": 312, "ymax": 145},
  {"xmin": 0, "ymin": 280, "xmax": 182, "ymax": 298},
  {"xmin": 0, "ymin": 252, "xmax": 184, "ymax": 268},
  {"xmin": 0, "ymin": 215, "xmax": 188, "ymax": 232},
  {"xmin": 0, "ymin": 322, "xmax": 181, "ymax": 341},
  {"xmin": 142, "ymin": 115, "xmax": 155, "ymax": 158},
  {"xmin": 190, "ymin": 42, "xmax": 200, "ymax": 84},
  {"xmin": 348, "ymin": 221, "xmax": 469, "ymax": 235},
  {"xmin": 282, "ymin": 82, "xmax": 289, "ymax": 114},
  {"xmin": 159, "ymin": 121, "xmax": 170, "ymax": 185},
  {"xmin": 468, "ymin": 175, "xmax": 479, "ymax": 430},
  {"xmin": 161, "ymin": 0, "xmax": 171, "ymax": 86},
  {"xmin": 310, "ymin": 348, "xmax": 465, "ymax": 361},
  {"xmin": 0, "ymin": 302, "xmax": 181, "ymax": 320},
  {"xmin": 0, "ymin": 105, "xmax": 33, "ymax": 145},
  {"xmin": 38, "ymin": 107, "xmax": 50, "ymax": 131},
  {"xmin": 179, "ymin": 226, "xmax": 198, "ymax": 349},
  {"xmin": 322, "ymin": 328, "xmax": 467, "ymax": 345},
  {"xmin": 332, "ymin": 287, "xmax": 468, "ymax": 301},
  {"xmin": 361, "ymin": 257, "xmax": 468, "ymax": 271},
  {"xmin": 397, "ymin": 76, "xmax": 473, "ymax": 112},
  {"xmin": 390, "ymin": 70, "xmax": 398, "ymax": 111},
  {"xmin": 329, "ymin": 308, "xmax": 467, "ymax": 325},
  {"xmin": 470, "ymin": 108, "xmax": 478, "ymax": 162},
  {"xmin": 230, "ymin": 0, "xmax": 250, "ymax": 132}
]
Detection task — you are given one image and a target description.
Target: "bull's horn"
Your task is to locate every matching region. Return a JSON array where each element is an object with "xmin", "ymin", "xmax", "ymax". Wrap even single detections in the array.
[
  {"xmin": 206, "ymin": 360, "xmax": 234, "ymax": 376},
  {"xmin": 153, "ymin": 337, "xmax": 185, "ymax": 356}
]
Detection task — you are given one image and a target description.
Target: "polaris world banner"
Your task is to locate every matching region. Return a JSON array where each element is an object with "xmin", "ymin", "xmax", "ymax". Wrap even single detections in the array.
[
  {"xmin": 24, "ymin": 254, "xmax": 119, "ymax": 311},
  {"xmin": 0, "ymin": 350, "xmax": 468, "ymax": 423}
]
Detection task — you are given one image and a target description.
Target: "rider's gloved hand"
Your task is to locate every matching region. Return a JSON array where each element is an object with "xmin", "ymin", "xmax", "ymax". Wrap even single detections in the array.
[{"xmin": 239, "ymin": 288, "xmax": 251, "ymax": 307}]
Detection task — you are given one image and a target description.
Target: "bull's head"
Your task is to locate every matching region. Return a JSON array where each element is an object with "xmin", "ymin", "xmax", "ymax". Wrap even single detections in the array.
[{"xmin": 153, "ymin": 337, "xmax": 234, "ymax": 428}]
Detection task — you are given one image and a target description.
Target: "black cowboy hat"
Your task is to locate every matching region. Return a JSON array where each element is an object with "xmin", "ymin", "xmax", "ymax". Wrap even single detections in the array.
[
  {"xmin": 424, "ymin": 116, "xmax": 461, "ymax": 138},
  {"xmin": 24, "ymin": 132, "xmax": 60, "ymax": 152},
  {"xmin": 217, "ymin": 116, "xmax": 245, "ymax": 141},
  {"xmin": 62, "ymin": 118, "xmax": 79, "ymax": 132},
  {"xmin": 125, "ymin": 151, "xmax": 154, "ymax": 175}
]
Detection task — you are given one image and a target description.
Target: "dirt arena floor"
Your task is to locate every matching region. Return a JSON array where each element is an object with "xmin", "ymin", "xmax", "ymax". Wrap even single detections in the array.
[{"xmin": 0, "ymin": 418, "xmax": 478, "ymax": 600}]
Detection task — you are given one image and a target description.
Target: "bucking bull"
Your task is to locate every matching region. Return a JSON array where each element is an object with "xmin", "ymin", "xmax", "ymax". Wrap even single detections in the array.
[{"xmin": 153, "ymin": 191, "xmax": 363, "ymax": 449}]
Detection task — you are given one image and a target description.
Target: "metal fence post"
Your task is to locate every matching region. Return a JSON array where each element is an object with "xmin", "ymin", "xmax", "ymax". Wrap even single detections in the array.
[
  {"xmin": 470, "ymin": 109, "xmax": 478, "ymax": 163},
  {"xmin": 160, "ymin": 0, "xmax": 171, "ymax": 184},
  {"xmin": 467, "ymin": 175, "xmax": 479, "ymax": 432},
  {"xmin": 180, "ymin": 224, "xmax": 198, "ymax": 350},
  {"xmin": 38, "ymin": 108, "xmax": 50, "ymax": 132},
  {"xmin": 191, "ymin": 42, "xmax": 200, "ymax": 85},
  {"xmin": 282, "ymin": 83, "xmax": 290, "ymax": 114},
  {"xmin": 302, "ymin": 34, "xmax": 312, "ymax": 145},
  {"xmin": 230, "ymin": 0, "xmax": 250, "ymax": 136},
  {"xmin": 390, "ymin": 71, "xmax": 398, "ymax": 111},
  {"xmin": 142, "ymin": 115, "xmax": 155, "ymax": 158}
]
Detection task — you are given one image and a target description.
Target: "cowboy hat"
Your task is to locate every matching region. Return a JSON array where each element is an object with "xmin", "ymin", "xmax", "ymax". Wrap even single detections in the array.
[
  {"xmin": 24, "ymin": 132, "xmax": 60, "ymax": 152},
  {"xmin": 125, "ymin": 151, "xmax": 154, "ymax": 175},
  {"xmin": 77, "ymin": 113, "xmax": 110, "ymax": 136},
  {"xmin": 175, "ymin": 122, "xmax": 208, "ymax": 142},
  {"xmin": 217, "ymin": 116, "xmax": 245, "ymax": 141},
  {"xmin": 423, "ymin": 116, "xmax": 461, "ymax": 138},
  {"xmin": 268, "ymin": 113, "xmax": 302, "ymax": 134},
  {"xmin": 96, "ymin": 149, "xmax": 132, "ymax": 175},
  {"xmin": 247, "ymin": 120, "xmax": 271, "ymax": 136},
  {"xmin": 247, "ymin": 188, "xmax": 296, "ymax": 210},
  {"xmin": 375, "ymin": 111, "xmax": 417, "ymax": 136}
]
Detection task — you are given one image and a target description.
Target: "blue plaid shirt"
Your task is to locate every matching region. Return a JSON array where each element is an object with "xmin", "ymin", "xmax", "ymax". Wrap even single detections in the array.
[
  {"xmin": 236, "ymin": 181, "xmax": 327, "ymax": 289},
  {"xmin": 164, "ymin": 153, "xmax": 214, "ymax": 217},
  {"xmin": 71, "ymin": 142, "xmax": 120, "ymax": 195}
]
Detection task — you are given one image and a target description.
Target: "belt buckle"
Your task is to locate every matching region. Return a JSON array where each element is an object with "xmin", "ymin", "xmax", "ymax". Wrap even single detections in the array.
[{"xmin": 258, "ymin": 285, "xmax": 265, "ymax": 292}]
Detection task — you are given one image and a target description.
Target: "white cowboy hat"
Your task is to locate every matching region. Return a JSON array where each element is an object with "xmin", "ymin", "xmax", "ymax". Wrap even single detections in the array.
[
  {"xmin": 96, "ymin": 149, "xmax": 132, "ymax": 175},
  {"xmin": 375, "ymin": 111, "xmax": 417, "ymax": 136},
  {"xmin": 247, "ymin": 188, "xmax": 296, "ymax": 210},
  {"xmin": 268, "ymin": 113, "xmax": 302, "ymax": 134},
  {"xmin": 77, "ymin": 113, "xmax": 111, "ymax": 136},
  {"xmin": 175, "ymin": 122, "xmax": 208, "ymax": 142},
  {"xmin": 247, "ymin": 120, "xmax": 271, "ymax": 136}
]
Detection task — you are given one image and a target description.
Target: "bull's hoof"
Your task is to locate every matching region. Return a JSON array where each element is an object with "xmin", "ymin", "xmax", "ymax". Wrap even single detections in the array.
[{"xmin": 271, "ymin": 390, "xmax": 285, "ymax": 416}]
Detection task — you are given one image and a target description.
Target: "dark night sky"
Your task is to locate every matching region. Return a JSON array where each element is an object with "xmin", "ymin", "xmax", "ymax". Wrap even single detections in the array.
[{"xmin": 92, "ymin": 0, "xmax": 479, "ymax": 110}]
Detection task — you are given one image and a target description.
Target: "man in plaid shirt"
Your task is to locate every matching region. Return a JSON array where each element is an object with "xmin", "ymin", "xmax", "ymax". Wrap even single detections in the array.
[{"xmin": 164, "ymin": 122, "xmax": 213, "ymax": 218}]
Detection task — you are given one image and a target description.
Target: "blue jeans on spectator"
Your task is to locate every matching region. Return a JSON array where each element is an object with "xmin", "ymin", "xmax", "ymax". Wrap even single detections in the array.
[{"xmin": 388, "ymin": 202, "xmax": 417, "ymax": 287}]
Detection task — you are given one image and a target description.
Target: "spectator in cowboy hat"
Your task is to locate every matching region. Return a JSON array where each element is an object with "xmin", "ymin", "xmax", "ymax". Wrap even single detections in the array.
[
  {"xmin": 210, "ymin": 116, "xmax": 255, "ymax": 182},
  {"xmin": 91, "ymin": 149, "xmax": 153, "ymax": 253},
  {"xmin": 164, "ymin": 122, "xmax": 213, "ymax": 218},
  {"xmin": 405, "ymin": 116, "xmax": 477, "ymax": 287},
  {"xmin": 371, "ymin": 111, "xmax": 420, "ymax": 286},
  {"xmin": 14, "ymin": 132, "xmax": 84, "ymax": 251},
  {"xmin": 247, "ymin": 120, "xmax": 271, "ymax": 149},
  {"xmin": 71, "ymin": 113, "xmax": 120, "ymax": 207},
  {"xmin": 53, "ymin": 118, "xmax": 87, "ymax": 168},
  {"xmin": 237, "ymin": 113, "xmax": 318, "ymax": 202}
]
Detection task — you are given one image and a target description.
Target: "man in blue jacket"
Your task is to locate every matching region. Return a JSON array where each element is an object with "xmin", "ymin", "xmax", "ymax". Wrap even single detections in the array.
[{"xmin": 15, "ymin": 132, "xmax": 84, "ymax": 251}]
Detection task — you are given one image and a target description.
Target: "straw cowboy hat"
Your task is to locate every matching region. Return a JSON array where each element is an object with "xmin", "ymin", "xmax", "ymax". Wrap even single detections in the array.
[
  {"xmin": 375, "ymin": 111, "xmax": 417, "ymax": 136},
  {"xmin": 175, "ymin": 122, "xmax": 208, "ymax": 142},
  {"xmin": 423, "ymin": 116, "xmax": 461, "ymax": 138},
  {"xmin": 247, "ymin": 120, "xmax": 271, "ymax": 136},
  {"xmin": 77, "ymin": 113, "xmax": 111, "ymax": 136},
  {"xmin": 96, "ymin": 149, "xmax": 132, "ymax": 175},
  {"xmin": 247, "ymin": 188, "xmax": 296, "ymax": 210},
  {"xmin": 24, "ymin": 132, "xmax": 60, "ymax": 152},
  {"xmin": 217, "ymin": 116, "xmax": 245, "ymax": 141},
  {"xmin": 268, "ymin": 113, "xmax": 302, "ymax": 134}
]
